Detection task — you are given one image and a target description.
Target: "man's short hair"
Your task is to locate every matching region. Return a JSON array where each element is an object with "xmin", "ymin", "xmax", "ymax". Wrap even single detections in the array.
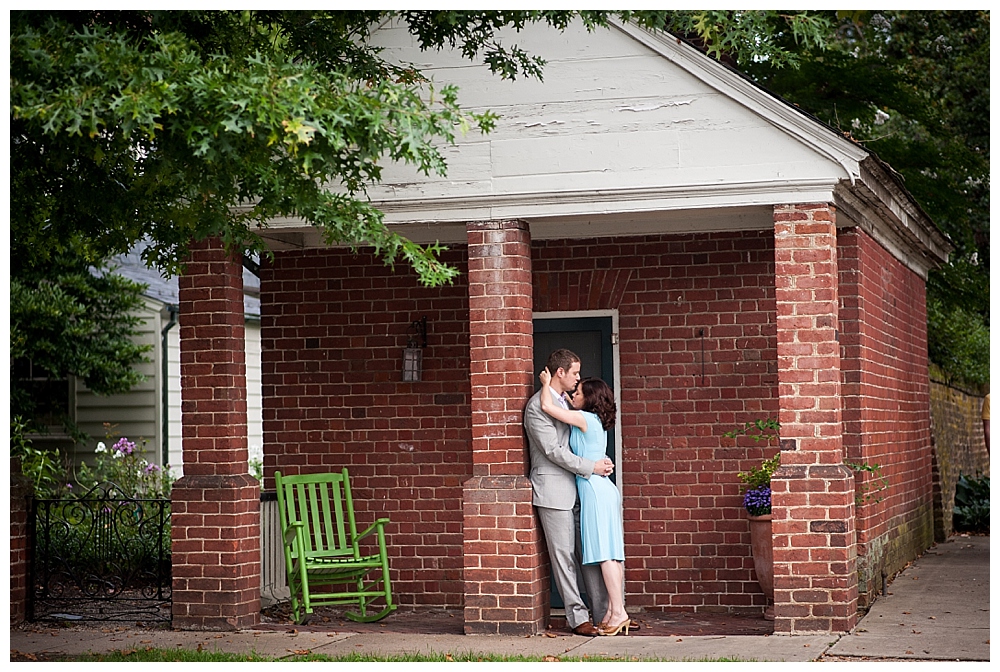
[{"xmin": 546, "ymin": 348, "xmax": 580, "ymax": 375}]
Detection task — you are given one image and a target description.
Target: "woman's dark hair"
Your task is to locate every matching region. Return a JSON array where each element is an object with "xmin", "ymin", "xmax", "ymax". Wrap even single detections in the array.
[{"xmin": 579, "ymin": 378, "xmax": 617, "ymax": 430}]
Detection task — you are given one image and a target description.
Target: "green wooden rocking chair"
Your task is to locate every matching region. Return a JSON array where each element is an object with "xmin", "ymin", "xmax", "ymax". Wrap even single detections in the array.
[{"xmin": 274, "ymin": 468, "xmax": 396, "ymax": 624}]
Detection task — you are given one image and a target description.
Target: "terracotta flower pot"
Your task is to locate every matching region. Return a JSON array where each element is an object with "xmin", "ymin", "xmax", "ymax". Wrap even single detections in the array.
[{"xmin": 747, "ymin": 513, "xmax": 775, "ymax": 620}]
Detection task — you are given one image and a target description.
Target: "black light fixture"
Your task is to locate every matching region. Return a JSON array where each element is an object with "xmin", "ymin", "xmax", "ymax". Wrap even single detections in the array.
[{"xmin": 402, "ymin": 316, "xmax": 427, "ymax": 382}]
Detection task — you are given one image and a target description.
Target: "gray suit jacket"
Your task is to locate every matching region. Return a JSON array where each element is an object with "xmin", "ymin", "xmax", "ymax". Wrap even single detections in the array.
[{"xmin": 524, "ymin": 388, "xmax": 596, "ymax": 510}]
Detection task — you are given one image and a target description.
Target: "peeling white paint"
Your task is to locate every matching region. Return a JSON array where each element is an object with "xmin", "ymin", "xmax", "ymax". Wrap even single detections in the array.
[
  {"xmin": 613, "ymin": 100, "xmax": 693, "ymax": 112},
  {"xmin": 524, "ymin": 120, "xmax": 566, "ymax": 128},
  {"xmin": 398, "ymin": 443, "xmax": 415, "ymax": 452}
]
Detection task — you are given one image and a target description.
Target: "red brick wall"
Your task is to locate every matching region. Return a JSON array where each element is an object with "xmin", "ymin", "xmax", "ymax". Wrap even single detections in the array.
[
  {"xmin": 839, "ymin": 228, "xmax": 934, "ymax": 603},
  {"xmin": 261, "ymin": 226, "xmax": 931, "ymax": 619},
  {"xmin": 260, "ymin": 247, "xmax": 473, "ymax": 607},
  {"xmin": 261, "ymin": 230, "xmax": 782, "ymax": 613}
]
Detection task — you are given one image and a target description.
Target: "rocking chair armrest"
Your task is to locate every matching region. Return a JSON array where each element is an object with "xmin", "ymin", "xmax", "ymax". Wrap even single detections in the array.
[
  {"xmin": 354, "ymin": 517, "xmax": 391, "ymax": 542},
  {"xmin": 283, "ymin": 520, "xmax": 305, "ymax": 548}
]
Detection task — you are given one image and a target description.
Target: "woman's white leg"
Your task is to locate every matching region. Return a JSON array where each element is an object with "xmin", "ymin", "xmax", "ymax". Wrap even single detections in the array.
[{"xmin": 600, "ymin": 560, "xmax": 628, "ymax": 625}]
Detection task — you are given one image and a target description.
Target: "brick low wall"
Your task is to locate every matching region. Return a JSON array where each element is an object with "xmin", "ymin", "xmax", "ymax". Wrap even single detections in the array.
[{"xmin": 929, "ymin": 376, "xmax": 989, "ymax": 542}]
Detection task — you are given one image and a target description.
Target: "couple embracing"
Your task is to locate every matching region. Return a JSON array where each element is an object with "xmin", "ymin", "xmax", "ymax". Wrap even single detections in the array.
[{"xmin": 524, "ymin": 348, "xmax": 631, "ymax": 637}]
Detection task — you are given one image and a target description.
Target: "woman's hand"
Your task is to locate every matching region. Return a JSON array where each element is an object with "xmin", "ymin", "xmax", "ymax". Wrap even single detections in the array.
[{"xmin": 539, "ymin": 367, "xmax": 552, "ymax": 387}]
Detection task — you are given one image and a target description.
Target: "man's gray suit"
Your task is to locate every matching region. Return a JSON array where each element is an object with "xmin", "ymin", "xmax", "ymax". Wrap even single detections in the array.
[{"xmin": 524, "ymin": 387, "xmax": 609, "ymax": 629}]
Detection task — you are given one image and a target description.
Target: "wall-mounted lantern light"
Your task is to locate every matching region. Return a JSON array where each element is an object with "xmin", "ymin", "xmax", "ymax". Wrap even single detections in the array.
[{"xmin": 402, "ymin": 316, "xmax": 427, "ymax": 382}]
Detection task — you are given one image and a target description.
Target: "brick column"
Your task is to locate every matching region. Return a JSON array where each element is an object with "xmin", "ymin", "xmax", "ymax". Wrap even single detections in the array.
[
  {"xmin": 771, "ymin": 204, "xmax": 858, "ymax": 634},
  {"xmin": 173, "ymin": 237, "xmax": 260, "ymax": 630},
  {"xmin": 463, "ymin": 220, "xmax": 547, "ymax": 635},
  {"xmin": 10, "ymin": 456, "xmax": 33, "ymax": 624}
]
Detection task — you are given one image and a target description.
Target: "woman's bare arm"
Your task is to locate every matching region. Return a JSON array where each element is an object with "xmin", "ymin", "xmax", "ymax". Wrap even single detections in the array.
[{"xmin": 538, "ymin": 368, "xmax": 587, "ymax": 431}]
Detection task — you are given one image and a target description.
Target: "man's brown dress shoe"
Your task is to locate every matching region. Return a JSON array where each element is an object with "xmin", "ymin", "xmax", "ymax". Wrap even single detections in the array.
[{"xmin": 572, "ymin": 622, "xmax": 601, "ymax": 636}]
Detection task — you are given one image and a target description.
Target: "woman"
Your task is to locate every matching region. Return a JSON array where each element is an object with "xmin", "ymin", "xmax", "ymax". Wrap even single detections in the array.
[{"xmin": 538, "ymin": 368, "xmax": 630, "ymax": 636}]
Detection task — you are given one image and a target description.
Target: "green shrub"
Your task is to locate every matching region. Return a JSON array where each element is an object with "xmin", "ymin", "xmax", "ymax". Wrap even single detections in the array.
[
  {"xmin": 953, "ymin": 473, "xmax": 989, "ymax": 532},
  {"xmin": 10, "ymin": 416, "xmax": 74, "ymax": 498},
  {"xmin": 37, "ymin": 493, "xmax": 171, "ymax": 589}
]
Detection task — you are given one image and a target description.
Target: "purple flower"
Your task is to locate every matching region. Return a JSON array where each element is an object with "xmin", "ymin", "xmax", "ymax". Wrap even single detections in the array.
[
  {"xmin": 112, "ymin": 437, "xmax": 136, "ymax": 456},
  {"xmin": 743, "ymin": 486, "xmax": 771, "ymax": 516},
  {"xmin": 144, "ymin": 463, "xmax": 161, "ymax": 474}
]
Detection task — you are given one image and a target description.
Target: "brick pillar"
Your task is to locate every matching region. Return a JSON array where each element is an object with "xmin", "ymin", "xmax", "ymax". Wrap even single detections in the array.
[
  {"xmin": 463, "ymin": 220, "xmax": 547, "ymax": 635},
  {"xmin": 10, "ymin": 456, "xmax": 33, "ymax": 624},
  {"xmin": 771, "ymin": 204, "xmax": 858, "ymax": 634},
  {"xmin": 172, "ymin": 237, "xmax": 260, "ymax": 630}
]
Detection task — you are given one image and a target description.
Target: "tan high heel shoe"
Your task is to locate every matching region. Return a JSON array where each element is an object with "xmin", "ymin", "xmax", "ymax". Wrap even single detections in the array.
[{"xmin": 599, "ymin": 618, "xmax": 631, "ymax": 636}]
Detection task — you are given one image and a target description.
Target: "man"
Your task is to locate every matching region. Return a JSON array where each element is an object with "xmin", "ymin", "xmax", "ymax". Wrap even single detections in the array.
[{"xmin": 524, "ymin": 348, "xmax": 614, "ymax": 636}]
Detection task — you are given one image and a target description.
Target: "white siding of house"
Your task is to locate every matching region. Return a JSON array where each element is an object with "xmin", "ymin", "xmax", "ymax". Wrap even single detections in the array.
[
  {"xmin": 165, "ymin": 315, "xmax": 262, "ymax": 478},
  {"xmin": 166, "ymin": 314, "xmax": 182, "ymax": 475},
  {"xmin": 245, "ymin": 319, "xmax": 264, "ymax": 468},
  {"xmin": 74, "ymin": 297, "xmax": 162, "ymax": 467},
  {"xmin": 361, "ymin": 19, "xmax": 851, "ymax": 223}
]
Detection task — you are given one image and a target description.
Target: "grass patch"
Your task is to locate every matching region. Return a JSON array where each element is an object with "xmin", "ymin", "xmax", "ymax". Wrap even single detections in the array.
[{"xmin": 68, "ymin": 647, "xmax": 752, "ymax": 663}]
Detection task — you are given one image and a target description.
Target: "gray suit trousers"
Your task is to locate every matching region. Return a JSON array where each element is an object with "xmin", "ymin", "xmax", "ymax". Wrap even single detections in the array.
[{"xmin": 537, "ymin": 502, "xmax": 609, "ymax": 629}]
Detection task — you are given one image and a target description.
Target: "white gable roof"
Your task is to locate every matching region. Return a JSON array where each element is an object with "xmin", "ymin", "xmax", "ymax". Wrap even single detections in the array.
[
  {"xmin": 262, "ymin": 18, "xmax": 948, "ymax": 276},
  {"xmin": 365, "ymin": 18, "xmax": 860, "ymax": 226}
]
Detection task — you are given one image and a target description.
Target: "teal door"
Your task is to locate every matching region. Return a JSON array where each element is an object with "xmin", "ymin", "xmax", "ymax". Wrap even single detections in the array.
[{"xmin": 532, "ymin": 315, "xmax": 616, "ymax": 610}]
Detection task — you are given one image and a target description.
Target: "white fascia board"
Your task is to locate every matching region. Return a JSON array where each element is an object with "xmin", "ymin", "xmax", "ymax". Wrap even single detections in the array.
[{"xmin": 368, "ymin": 177, "xmax": 837, "ymax": 224}]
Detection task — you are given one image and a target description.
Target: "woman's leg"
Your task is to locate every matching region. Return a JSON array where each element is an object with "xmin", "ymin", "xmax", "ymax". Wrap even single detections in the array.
[{"xmin": 600, "ymin": 560, "xmax": 628, "ymax": 626}]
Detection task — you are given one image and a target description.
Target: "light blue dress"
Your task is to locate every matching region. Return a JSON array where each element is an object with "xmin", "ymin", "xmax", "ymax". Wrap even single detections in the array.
[{"xmin": 570, "ymin": 411, "xmax": 625, "ymax": 565}]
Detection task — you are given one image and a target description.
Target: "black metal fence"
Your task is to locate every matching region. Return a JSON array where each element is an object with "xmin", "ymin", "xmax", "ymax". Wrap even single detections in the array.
[{"xmin": 30, "ymin": 482, "xmax": 171, "ymax": 622}]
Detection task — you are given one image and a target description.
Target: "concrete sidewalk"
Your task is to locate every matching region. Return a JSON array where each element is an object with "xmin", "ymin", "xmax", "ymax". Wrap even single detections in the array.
[
  {"xmin": 10, "ymin": 535, "xmax": 989, "ymax": 662},
  {"xmin": 825, "ymin": 533, "xmax": 990, "ymax": 661}
]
